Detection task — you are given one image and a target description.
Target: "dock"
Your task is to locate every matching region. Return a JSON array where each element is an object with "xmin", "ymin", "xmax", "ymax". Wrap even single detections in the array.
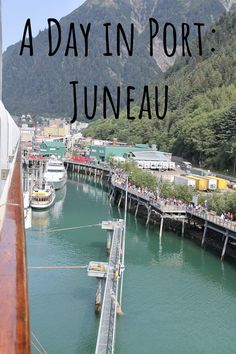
[
  {"xmin": 65, "ymin": 160, "xmax": 236, "ymax": 261},
  {"xmin": 110, "ymin": 177, "xmax": 187, "ymax": 238},
  {"xmin": 88, "ymin": 220, "xmax": 124, "ymax": 354},
  {"xmin": 187, "ymin": 207, "xmax": 236, "ymax": 260}
]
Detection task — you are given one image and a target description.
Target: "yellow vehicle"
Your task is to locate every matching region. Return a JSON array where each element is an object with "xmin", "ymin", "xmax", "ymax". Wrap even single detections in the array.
[
  {"xmin": 90, "ymin": 263, "xmax": 105, "ymax": 272},
  {"xmin": 114, "ymin": 270, "xmax": 119, "ymax": 281}
]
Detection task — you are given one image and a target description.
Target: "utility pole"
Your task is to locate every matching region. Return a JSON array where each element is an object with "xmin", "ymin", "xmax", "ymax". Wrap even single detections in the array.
[{"xmin": 157, "ymin": 175, "xmax": 163, "ymax": 198}]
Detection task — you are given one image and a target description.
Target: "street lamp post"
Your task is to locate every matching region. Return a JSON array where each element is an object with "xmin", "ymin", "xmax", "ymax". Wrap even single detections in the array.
[
  {"xmin": 119, "ymin": 175, "xmax": 128, "ymax": 309},
  {"xmin": 157, "ymin": 176, "xmax": 163, "ymax": 198}
]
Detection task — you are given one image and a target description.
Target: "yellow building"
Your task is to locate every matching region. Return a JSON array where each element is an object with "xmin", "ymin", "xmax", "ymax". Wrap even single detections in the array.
[{"xmin": 44, "ymin": 119, "xmax": 70, "ymax": 138}]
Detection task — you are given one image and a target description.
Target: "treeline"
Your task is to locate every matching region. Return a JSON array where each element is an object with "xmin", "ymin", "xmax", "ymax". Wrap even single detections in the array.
[
  {"xmin": 84, "ymin": 11, "xmax": 236, "ymax": 173},
  {"xmin": 113, "ymin": 160, "xmax": 195, "ymax": 202}
]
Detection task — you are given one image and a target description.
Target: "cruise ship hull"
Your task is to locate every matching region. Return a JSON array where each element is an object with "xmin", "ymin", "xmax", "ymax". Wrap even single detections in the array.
[
  {"xmin": 51, "ymin": 176, "xmax": 67, "ymax": 190},
  {"xmin": 44, "ymin": 158, "xmax": 67, "ymax": 191}
]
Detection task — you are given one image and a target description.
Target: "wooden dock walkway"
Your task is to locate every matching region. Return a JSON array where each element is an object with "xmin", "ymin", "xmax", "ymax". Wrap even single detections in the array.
[
  {"xmin": 95, "ymin": 221, "xmax": 123, "ymax": 354},
  {"xmin": 187, "ymin": 207, "xmax": 236, "ymax": 260},
  {"xmin": 65, "ymin": 160, "xmax": 236, "ymax": 260}
]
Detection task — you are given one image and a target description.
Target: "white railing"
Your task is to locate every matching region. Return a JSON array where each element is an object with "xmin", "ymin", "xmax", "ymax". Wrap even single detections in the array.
[
  {"xmin": 0, "ymin": 101, "xmax": 20, "ymax": 197},
  {"xmin": 0, "ymin": 104, "xmax": 30, "ymax": 352}
]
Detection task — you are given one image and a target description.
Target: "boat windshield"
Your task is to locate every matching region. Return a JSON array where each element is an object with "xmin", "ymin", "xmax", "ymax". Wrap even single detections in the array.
[{"xmin": 32, "ymin": 196, "xmax": 51, "ymax": 202}]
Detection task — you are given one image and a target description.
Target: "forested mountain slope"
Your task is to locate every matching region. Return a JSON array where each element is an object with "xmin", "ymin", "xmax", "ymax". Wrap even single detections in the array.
[
  {"xmin": 84, "ymin": 11, "xmax": 236, "ymax": 171},
  {"xmin": 3, "ymin": 0, "xmax": 235, "ymax": 115}
]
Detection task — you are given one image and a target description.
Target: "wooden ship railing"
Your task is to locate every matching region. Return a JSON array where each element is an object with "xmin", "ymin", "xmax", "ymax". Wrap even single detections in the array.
[
  {"xmin": 0, "ymin": 145, "xmax": 30, "ymax": 353},
  {"xmin": 0, "ymin": 131, "xmax": 30, "ymax": 354}
]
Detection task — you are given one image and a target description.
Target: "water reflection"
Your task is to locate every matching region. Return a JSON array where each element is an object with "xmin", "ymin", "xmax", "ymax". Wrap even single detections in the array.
[
  {"xmin": 27, "ymin": 174, "xmax": 236, "ymax": 354},
  {"xmin": 37, "ymin": 173, "xmax": 236, "ymax": 301},
  {"xmin": 68, "ymin": 173, "xmax": 108, "ymax": 205}
]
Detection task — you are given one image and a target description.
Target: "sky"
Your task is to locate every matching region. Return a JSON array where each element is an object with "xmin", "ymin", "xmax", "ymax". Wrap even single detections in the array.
[{"xmin": 2, "ymin": 0, "xmax": 86, "ymax": 51}]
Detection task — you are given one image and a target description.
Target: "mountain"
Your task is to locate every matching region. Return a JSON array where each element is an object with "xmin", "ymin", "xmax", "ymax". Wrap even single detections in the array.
[
  {"xmin": 3, "ymin": 0, "xmax": 236, "ymax": 116},
  {"xmin": 84, "ymin": 10, "xmax": 236, "ymax": 171}
]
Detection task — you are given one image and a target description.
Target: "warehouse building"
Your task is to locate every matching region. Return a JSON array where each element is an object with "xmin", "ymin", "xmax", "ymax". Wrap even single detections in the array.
[
  {"xmin": 90, "ymin": 144, "xmax": 151, "ymax": 161},
  {"xmin": 130, "ymin": 151, "xmax": 175, "ymax": 170}
]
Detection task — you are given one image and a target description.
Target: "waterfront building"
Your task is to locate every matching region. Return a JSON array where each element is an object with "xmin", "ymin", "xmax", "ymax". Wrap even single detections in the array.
[
  {"xmin": 90, "ymin": 144, "xmax": 151, "ymax": 161},
  {"xmin": 39, "ymin": 141, "xmax": 67, "ymax": 157},
  {"xmin": 130, "ymin": 150, "xmax": 175, "ymax": 170}
]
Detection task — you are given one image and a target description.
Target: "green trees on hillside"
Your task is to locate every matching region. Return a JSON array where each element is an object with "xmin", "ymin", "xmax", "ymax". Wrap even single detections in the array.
[{"xmin": 84, "ymin": 11, "xmax": 236, "ymax": 172}]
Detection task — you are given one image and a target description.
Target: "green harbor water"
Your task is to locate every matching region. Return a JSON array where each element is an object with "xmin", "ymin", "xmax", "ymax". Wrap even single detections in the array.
[{"xmin": 27, "ymin": 175, "xmax": 236, "ymax": 354}]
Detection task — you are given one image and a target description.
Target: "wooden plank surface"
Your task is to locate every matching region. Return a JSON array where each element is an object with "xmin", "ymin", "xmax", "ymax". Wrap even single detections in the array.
[{"xmin": 0, "ymin": 147, "xmax": 31, "ymax": 353}]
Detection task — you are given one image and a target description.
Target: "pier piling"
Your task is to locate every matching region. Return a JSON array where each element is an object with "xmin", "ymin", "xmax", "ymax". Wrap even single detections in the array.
[
  {"xmin": 135, "ymin": 201, "xmax": 140, "ymax": 218},
  {"xmin": 201, "ymin": 222, "xmax": 208, "ymax": 247},
  {"xmin": 146, "ymin": 206, "xmax": 152, "ymax": 225},
  {"xmin": 159, "ymin": 217, "xmax": 164, "ymax": 238},
  {"xmin": 221, "ymin": 231, "xmax": 229, "ymax": 261},
  {"xmin": 128, "ymin": 196, "xmax": 132, "ymax": 210},
  {"xmin": 107, "ymin": 231, "xmax": 112, "ymax": 252},
  {"xmin": 182, "ymin": 219, "xmax": 185, "ymax": 237},
  {"xmin": 95, "ymin": 278, "xmax": 103, "ymax": 312},
  {"xmin": 118, "ymin": 193, "xmax": 123, "ymax": 208}
]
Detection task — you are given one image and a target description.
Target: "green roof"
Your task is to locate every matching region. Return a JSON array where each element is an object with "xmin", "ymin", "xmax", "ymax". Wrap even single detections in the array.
[
  {"xmin": 41, "ymin": 141, "xmax": 66, "ymax": 148},
  {"xmin": 135, "ymin": 144, "xmax": 151, "ymax": 149}
]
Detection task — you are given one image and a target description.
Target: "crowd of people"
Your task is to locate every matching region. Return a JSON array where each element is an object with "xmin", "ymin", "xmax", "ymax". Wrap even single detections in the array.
[
  {"xmin": 72, "ymin": 161, "xmax": 235, "ymax": 224},
  {"xmin": 189, "ymin": 204, "xmax": 235, "ymax": 224},
  {"xmin": 221, "ymin": 212, "xmax": 234, "ymax": 222},
  {"xmin": 112, "ymin": 170, "xmax": 187, "ymax": 210},
  {"xmin": 112, "ymin": 170, "xmax": 235, "ymax": 224}
]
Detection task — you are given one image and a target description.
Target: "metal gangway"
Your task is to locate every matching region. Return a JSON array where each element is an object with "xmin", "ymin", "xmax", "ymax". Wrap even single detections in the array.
[{"xmin": 95, "ymin": 221, "xmax": 124, "ymax": 354}]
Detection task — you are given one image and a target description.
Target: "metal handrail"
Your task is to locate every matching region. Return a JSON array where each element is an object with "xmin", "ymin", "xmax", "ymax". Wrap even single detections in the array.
[
  {"xmin": 112, "ymin": 179, "xmax": 187, "ymax": 213},
  {"xmin": 187, "ymin": 207, "xmax": 236, "ymax": 232},
  {"xmin": 95, "ymin": 224, "xmax": 122, "ymax": 354}
]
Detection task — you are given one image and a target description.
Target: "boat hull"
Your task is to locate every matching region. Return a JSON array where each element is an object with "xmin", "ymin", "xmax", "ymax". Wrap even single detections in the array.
[
  {"xmin": 51, "ymin": 176, "xmax": 67, "ymax": 190},
  {"xmin": 31, "ymin": 200, "xmax": 55, "ymax": 210},
  {"xmin": 31, "ymin": 191, "xmax": 56, "ymax": 210}
]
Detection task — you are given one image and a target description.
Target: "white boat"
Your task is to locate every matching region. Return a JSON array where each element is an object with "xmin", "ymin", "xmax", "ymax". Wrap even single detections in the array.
[
  {"xmin": 44, "ymin": 157, "xmax": 67, "ymax": 190},
  {"xmin": 30, "ymin": 182, "xmax": 56, "ymax": 209}
]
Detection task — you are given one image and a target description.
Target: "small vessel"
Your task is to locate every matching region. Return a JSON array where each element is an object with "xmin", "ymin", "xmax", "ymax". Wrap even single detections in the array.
[
  {"xmin": 44, "ymin": 156, "xmax": 67, "ymax": 190},
  {"xmin": 30, "ymin": 181, "xmax": 56, "ymax": 209}
]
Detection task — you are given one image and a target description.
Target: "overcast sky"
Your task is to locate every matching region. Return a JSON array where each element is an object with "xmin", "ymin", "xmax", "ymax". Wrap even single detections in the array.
[{"xmin": 2, "ymin": 0, "xmax": 86, "ymax": 51}]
